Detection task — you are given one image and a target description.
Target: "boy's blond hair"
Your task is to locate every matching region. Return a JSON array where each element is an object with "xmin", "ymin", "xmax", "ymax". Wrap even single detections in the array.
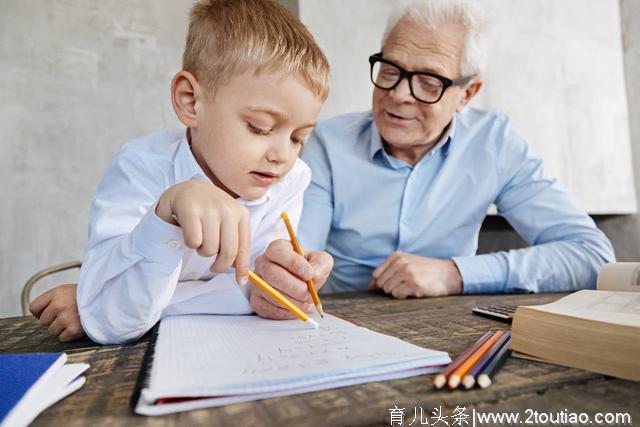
[{"xmin": 183, "ymin": 0, "xmax": 330, "ymax": 100}]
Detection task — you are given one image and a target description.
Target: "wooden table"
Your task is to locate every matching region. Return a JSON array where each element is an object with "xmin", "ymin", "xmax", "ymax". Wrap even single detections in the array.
[{"xmin": 2, "ymin": 292, "xmax": 639, "ymax": 426}]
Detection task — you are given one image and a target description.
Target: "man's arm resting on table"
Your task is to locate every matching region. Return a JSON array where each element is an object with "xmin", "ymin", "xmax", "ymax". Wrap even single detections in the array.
[{"xmin": 452, "ymin": 124, "xmax": 614, "ymax": 295}]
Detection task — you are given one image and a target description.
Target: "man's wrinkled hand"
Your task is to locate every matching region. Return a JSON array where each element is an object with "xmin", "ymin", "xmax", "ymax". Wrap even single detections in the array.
[
  {"xmin": 251, "ymin": 239, "xmax": 333, "ymax": 319},
  {"xmin": 369, "ymin": 252, "xmax": 462, "ymax": 299}
]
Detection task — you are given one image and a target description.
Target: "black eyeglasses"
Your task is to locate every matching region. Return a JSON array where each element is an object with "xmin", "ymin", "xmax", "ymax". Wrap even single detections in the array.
[{"xmin": 369, "ymin": 52, "xmax": 475, "ymax": 104}]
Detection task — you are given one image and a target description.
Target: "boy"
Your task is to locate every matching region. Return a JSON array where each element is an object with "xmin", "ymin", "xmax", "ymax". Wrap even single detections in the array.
[{"xmin": 30, "ymin": 0, "xmax": 332, "ymax": 344}]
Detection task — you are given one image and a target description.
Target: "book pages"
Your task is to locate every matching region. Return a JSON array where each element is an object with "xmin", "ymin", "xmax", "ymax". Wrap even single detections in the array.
[
  {"xmin": 597, "ymin": 262, "xmax": 640, "ymax": 292},
  {"xmin": 527, "ymin": 290, "xmax": 640, "ymax": 328}
]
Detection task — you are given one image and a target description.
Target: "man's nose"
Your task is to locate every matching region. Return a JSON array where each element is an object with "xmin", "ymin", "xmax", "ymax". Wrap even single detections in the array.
[{"xmin": 389, "ymin": 77, "xmax": 415, "ymax": 104}]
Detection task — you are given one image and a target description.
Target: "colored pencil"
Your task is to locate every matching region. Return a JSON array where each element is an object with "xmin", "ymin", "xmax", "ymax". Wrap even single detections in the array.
[
  {"xmin": 248, "ymin": 271, "xmax": 319, "ymax": 329},
  {"xmin": 281, "ymin": 212, "xmax": 324, "ymax": 318},
  {"xmin": 477, "ymin": 337, "xmax": 511, "ymax": 388},
  {"xmin": 462, "ymin": 331, "xmax": 511, "ymax": 389},
  {"xmin": 448, "ymin": 330, "xmax": 505, "ymax": 389},
  {"xmin": 433, "ymin": 331, "xmax": 493, "ymax": 389}
]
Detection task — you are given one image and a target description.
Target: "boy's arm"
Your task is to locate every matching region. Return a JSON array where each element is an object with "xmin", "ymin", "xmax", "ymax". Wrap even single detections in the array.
[{"xmin": 77, "ymin": 147, "xmax": 186, "ymax": 345}]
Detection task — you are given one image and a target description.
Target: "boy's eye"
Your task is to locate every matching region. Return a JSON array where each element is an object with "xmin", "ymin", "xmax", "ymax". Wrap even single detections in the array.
[
  {"xmin": 291, "ymin": 135, "xmax": 305, "ymax": 145},
  {"xmin": 246, "ymin": 122, "xmax": 273, "ymax": 136}
]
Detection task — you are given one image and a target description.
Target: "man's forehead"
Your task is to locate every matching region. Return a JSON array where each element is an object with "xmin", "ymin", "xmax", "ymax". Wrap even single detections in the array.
[{"xmin": 383, "ymin": 18, "xmax": 465, "ymax": 74}]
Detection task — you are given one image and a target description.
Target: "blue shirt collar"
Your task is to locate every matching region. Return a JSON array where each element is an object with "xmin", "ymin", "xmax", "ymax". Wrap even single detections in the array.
[{"xmin": 369, "ymin": 113, "xmax": 456, "ymax": 165}]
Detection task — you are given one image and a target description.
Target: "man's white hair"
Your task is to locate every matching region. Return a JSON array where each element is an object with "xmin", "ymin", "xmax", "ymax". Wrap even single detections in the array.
[{"xmin": 381, "ymin": 0, "xmax": 488, "ymax": 77}]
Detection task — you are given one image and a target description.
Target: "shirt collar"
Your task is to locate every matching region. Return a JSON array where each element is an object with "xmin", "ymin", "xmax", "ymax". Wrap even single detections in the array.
[
  {"xmin": 368, "ymin": 113, "xmax": 457, "ymax": 163},
  {"xmin": 174, "ymin": 130, "xmax": 272, "ymax": 207}
]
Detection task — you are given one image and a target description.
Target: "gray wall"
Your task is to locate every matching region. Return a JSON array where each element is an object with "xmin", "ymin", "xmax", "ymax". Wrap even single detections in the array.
[
  {"xmin": 0, "ymin": 1, "xmax": 638, "ymax": 317},
  {"xmin": 0, "ymin": 1, "xmax": 191, "ymax": 317}
]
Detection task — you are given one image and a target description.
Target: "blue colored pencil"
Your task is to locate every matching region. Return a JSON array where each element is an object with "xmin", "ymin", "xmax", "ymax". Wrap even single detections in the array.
[
  {"xmin": 462, "ymin": 331, "xmax": 511, "ymax": 389},
  {"xmin": 476, "ymin": 335, "xmax": 512, "ymax": 389}
]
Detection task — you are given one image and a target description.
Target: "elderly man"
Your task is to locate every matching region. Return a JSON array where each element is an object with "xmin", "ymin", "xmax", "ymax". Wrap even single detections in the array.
[
  {"xmin": 30, "ymin": 0, "xmax": 615, "ymax": 339},
  {"xmin": 291, "ymin": 0, "xmax": 615, "ymax": 299}
]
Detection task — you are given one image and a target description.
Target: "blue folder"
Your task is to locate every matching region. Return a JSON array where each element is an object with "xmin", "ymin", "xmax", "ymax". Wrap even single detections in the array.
[{"xmin": 0, "ymin": 353, "xmax": 66, "ymax": 425}]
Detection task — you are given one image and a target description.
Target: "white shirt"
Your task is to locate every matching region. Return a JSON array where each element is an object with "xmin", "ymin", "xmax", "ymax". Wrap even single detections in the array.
[{"xmin": 77, "ymin": 129, "xmax": 310, "ymax": 344}]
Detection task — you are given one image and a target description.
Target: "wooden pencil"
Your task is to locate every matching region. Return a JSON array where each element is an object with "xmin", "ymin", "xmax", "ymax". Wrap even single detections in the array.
[
  {"xmin": 281, "ymin": 212, "xmax": 324, "ymax": 318},
  {"xmin": 462, "ymin": 331, "xmax": 511, "ymax": 389},
  {"xmin": 448, "ymin": 331, "xmax": 505, "ymax": 389},
  {"xmin": 477, "ymin": 336, "xmax": 511, "ymax": 388},
  {"xmin": 433, "ymin": 331, "xmax": 493, "ymax": 389},
  {"xmin": 248, "ymin": 271, "xmax": 319, "ymax": 329}
]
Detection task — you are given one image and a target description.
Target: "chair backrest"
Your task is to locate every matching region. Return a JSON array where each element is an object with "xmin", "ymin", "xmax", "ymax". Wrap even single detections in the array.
[{"xmin": 22, "ymin": 261, "xmax": 82, "ymax": 315}]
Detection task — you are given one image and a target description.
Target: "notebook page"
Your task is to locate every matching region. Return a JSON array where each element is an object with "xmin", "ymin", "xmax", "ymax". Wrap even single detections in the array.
[
  {"xmin": 137, "ymin": 364, "xmax": 442, "ymax": 416},
  {"xmin": 146, "ymin": 314, "xmax": 449, "ymax": 400}
]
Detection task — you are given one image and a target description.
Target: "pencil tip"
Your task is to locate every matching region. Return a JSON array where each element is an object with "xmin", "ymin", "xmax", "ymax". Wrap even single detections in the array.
[
  {"xmin": 318, "ymin": 305, "xmax": 325, "ymax": 318},
  {"xmin": 307, "ymin": 318, "xmax": 320, "ymax": 329}
]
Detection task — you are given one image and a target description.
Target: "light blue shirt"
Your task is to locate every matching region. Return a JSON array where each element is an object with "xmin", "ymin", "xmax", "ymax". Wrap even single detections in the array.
[{"xmin": 299, "ymin": 108, "xmax": 615, "ymax": 294}]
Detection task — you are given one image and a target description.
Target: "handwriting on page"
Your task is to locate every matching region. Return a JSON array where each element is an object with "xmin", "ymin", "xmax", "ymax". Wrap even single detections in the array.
[{"xmin": 240, "ymin": 326, "xmax": 396, "ymax": 375}]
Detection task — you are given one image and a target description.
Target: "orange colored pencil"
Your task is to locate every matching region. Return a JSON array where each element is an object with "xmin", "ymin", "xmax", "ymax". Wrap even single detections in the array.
[
  {"xmin": 248, "ymin": 271, "xmax": 319, "ymax": 329},
  {"xmin": 448, "ymin": 331, "xmax": 505, "ymax": 389},
  {"xmin": 281, "ymin": 212, "xmax": 324, "ymax": 318},
  {"xmin": 433, "ymin": 331, "xmax": 493, "ymax": 389}
]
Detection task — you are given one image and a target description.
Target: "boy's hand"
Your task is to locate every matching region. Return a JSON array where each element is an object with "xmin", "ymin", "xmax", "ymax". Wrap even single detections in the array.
[
  {"xmin": 29, "ymin": 284, "xmax": 85, "ymax": 342},
  {"xmin": 156, "ymin": 180, "xmax": 251, "ymax": 285},
  {"xmin": 250, "ymin": 239, "xmax": 333, "ymax": 320}
]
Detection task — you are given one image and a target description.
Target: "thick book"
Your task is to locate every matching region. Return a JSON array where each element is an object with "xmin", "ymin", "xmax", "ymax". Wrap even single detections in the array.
[
  {"xmin": 133, "ymin": 314, "xmax": 450, "ymax": 416},
  {"xmin": 0, "ymin": 352, "xmax": 89, "ymax": 427},
  {"xmin": 511, "ymin": 262, "xmax": 640, "ymax": 381}
]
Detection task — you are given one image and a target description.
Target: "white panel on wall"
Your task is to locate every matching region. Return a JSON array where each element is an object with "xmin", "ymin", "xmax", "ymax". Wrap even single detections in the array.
[{"xmin": 299, "ymin": 0, "xmax": 637, "ymax": 214}]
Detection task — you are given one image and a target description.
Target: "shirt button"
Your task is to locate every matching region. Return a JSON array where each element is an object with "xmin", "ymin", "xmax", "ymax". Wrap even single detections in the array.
[{"xmin": 167, "ymin": 240, "xmax": 180, "ymax": 250}]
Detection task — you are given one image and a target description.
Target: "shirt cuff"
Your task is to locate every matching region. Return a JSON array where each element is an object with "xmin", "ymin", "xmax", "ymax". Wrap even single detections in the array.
[
  {"xmin": 131, "ymin": 205, "xmax": 185, "ymax": 265},
  {"xmin": 452, "ymin": 253, "xmax": 508, "ymax": 294}
]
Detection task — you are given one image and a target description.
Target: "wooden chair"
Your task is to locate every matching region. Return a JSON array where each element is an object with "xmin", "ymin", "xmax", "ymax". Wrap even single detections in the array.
[{"xmin": 21, "ymin": 261, "xmax": 82, "ymax": 315}]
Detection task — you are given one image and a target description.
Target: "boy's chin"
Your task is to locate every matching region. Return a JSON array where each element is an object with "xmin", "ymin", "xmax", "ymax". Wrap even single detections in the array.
[{"xmin": 237, "ymin": 185, "xmax": 270, "ymax": 201}]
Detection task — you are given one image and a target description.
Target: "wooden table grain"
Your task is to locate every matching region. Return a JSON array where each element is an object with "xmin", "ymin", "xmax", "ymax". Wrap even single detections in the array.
[{"xmin": 1, "ymin": 292, "xmax": 639, "ymax": 426}]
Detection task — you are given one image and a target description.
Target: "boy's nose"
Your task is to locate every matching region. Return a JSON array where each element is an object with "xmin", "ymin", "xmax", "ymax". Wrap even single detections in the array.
[{"xmin": 266, "ymin": 138, "xmax": 292, "ymax": 164}]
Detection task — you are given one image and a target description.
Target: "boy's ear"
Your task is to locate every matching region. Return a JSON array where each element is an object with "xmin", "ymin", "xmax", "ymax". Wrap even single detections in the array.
[{"xmin": 171, "ymin": 71, "xmax": 201, "ymax": 128}]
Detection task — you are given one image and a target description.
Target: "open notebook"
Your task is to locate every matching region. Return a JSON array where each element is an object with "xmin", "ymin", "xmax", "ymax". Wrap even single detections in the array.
[{"xmin": 134, "ymin": 314, "xmax": 450, "ymax": 415}]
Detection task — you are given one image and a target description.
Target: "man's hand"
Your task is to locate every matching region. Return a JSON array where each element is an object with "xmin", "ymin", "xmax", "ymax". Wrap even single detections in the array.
[
  {"xmin": 251, "ymin": 239, "xmax": 333, "ymax": 319},
  {"xmin": 156, "ymin": 180, "xmax": 251, "ymax": 285},
  {"xmin": 369, "ymin": 252, "xmax": 463, "ymax": 299},
  {"xmin": 29, "ymin": 284, "xmax": 86, "ymax": 342}
]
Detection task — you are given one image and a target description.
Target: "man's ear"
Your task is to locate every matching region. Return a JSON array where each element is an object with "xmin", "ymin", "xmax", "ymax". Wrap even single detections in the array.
[
  {"xmin": 171, "ymin": 71, "xmax": 200, "ymax": 128},
  {"xmin": 456, "ymin": 79, "xmax": 483, "ymax": 112}
]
